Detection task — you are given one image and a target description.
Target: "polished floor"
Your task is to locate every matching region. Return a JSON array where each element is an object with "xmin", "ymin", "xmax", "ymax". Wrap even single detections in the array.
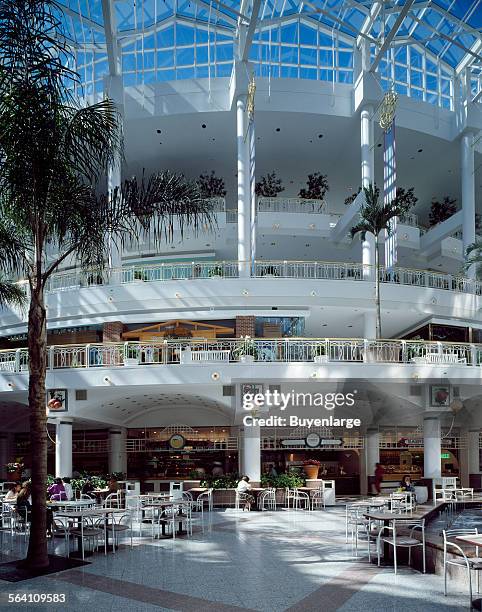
[{"xmin": 0, "ymin": 506, "xmax": 471, "ymax": 611}]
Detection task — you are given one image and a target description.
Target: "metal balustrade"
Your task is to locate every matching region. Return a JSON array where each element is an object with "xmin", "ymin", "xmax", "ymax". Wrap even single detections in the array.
[
  {"xmin": 257, "ymin": 197, "xmax": 327, "ymax": 214},
  {"xmin": 1, "ymin": 338, "xmax": 481, "ymax": 373},
  {"xmin": 41, "ymin": 260, "xmax": 482, "ymax": 296}
]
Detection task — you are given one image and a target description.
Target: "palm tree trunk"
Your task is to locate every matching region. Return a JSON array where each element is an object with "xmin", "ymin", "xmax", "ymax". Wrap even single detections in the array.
[
  {"xmin": 375, "ymin": 236, "xmax": 382, "ymax": 339},
  {"xmin": 23, "ymin": 284, "xmax": 49, "ymax": 569}
]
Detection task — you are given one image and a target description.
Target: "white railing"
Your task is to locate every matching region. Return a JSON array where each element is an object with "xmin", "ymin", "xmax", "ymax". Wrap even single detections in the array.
[
  {"xmin": 42, "ymin": 260, "xmax": 482, "ymax": 296},
  {"xmin": 257, "ymin": 197, "xmax": 327, "ymax": 214},
  {"xmin": 204, "ymin": 197, "xmax": 226, "ymax": 213},
  {"xmin": 2, "ymin": 339, "xmax": 481, "ymax": 373},
  {"xmin": 398, "ymin": 212, "xmax": 418, "ymax": 227}
]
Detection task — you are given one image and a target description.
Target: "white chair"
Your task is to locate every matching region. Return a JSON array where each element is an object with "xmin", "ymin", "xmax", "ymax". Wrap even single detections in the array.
[
  {"xmin": 104, "ymin": 492, "xmax": 122, "ymax": 509},
  {"xmin": 310, "ymin": 490, "xmax": 325, "ymax": 511},
  {"xmin": 69, "ymin": 516, "xmax": 105, "ymax": 560},
  {"xmin": 258, "ymin": 489, "xmax": 276, "ymax": 511},
  {"xmin": 105, "ymin": 511, "xmax": 133, "ymax": 551},
  {"xmin": 443, "ymin": 528, "xmax": 482, "ymax": 608},
  {"xmin": 389, "ymin": 492, "xmax": 414, "ymax": 514},
  {"xmin": 196, "ymin": 489, "xmax": 213, "ymax": 512},
  {"xmin": 377, "ymin": 518, "xmax": 426, "ymax": 574}
]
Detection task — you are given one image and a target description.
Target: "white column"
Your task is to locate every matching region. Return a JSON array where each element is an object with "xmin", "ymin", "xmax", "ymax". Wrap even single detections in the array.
[
  {"xmin": 366, "ymin": 428, "xmax": 380, "ymax": 477},
  {"xmin": 461, "ymin": 132, "xmax": 476, "ymax": 277},
  {"xmin": 108, "ymin": 428, "xmax": 127, "ymax": 475},
  {"xmin": 360, "ymin": 105, "xmax": 376, "ymax": 281},
  {"xmin": 237, "ymin": 95, "xmax": 251, "ymax": 277},
  {"xmin": 363, "ymin": 311, "xmax": 377, "ymax": 339},
  {"xmin": 423, "ymin": 416, "xmax": 441, "ymax": 478},
  {"xmin": 55, "ymin": 418, "xmax": 73, "ymax": 478},
  {"xmin": 469, "ymin": 430, "xmax": 480, "ymax": 475},
  {"xmin": 249, "ymin": 119, "xmax": 256, "ymax": 270},
  {"xmin": 239, "ymin": 424, "xmax": 261, "ymax": 483}
]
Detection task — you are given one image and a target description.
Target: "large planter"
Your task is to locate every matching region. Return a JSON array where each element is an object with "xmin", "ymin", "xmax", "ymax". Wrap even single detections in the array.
[
  {"xmin": 239, "ymin": 355, "xmax": 255, "ymax": 363},
  {"xmin": 303, "ymin": 465, "xmax": 320, "ymax": 480}
]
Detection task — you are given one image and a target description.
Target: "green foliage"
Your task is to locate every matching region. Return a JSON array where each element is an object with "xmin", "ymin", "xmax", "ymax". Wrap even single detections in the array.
[
  {"xmin": 465, "ymin": 239, "xmax": 482, "ymax": 279},
  {"xmin": 208, "ymin": 265, "xmax": 224, "ymax": 277},
  {"xmin": 261, "ymin": 473, "xmax": 305, "ymax": 488},
  {"xmin": 299, "ymin": 172, "xmax": 329, "ymax": 200},
  {"xmin": 197, "ymin": 171, "xmax": 226, "ymax": 198},
  {"xmin": 232, "ymin": 337, "xmax": 260, "ymax": 359},
  {"xmin": 344, "ymin": 187, "xmax": 361, "ymax": 206},
  {"xmin": 255, "ymin": 172, "xmax": 285, "ymax": 197},
  {"xmin": 200, "ymin": 474, "xmax": 239, "ymax": 489},
  {"xmin": 429, "ymin": 196, "xmax": 457, "ymax": 227}
]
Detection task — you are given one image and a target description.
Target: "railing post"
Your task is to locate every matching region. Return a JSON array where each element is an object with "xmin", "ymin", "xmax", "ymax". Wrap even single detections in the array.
[
  {"xmin": 401, "ymin": 340, "xmax": 407, "ymax": 363},
  {"xmin": 283, "ymin": 260, "xmax": 287, "ymax": 277},
  {"xmin": 363, "ymin": 339, "xmax": 370, "ymax": 363},
  {"xmin": 85, "ymin": 344, "xmax": 90, "ymax": 368},
  {"xmin": 123, "ymin": 341, "xmax": 129, "ymax": 365},
  {"xmin": 14, "ymin": 348, "xmax": 21, "ymax": 373},
  {"xmin": 49, "ymin": 346, "xmax": 54, "ymax": 370}
]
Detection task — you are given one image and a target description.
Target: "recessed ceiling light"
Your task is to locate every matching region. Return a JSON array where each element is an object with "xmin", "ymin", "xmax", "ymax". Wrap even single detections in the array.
[
  {"xmin": 377, "ymin": 143, "xmax": 382, "ymax": 147},
  {"xmin": 418, "ymin": 148, "xmax": 423, "ymax": 153},
  {"xmin": 202, "ymin": 123, "xmax": 206, "ymax": 128},
  {"xmin": 275, "ymin": 127, "xmax": 280, "ymax": 132},
  {"xmin": 156, "ymin": 129, "xmax": 161, "ymax": 134},
  {"xmin": 318, "ymin": 134, "xmax": 323, "ymax": 138},
  {"xmin": 348, "ymin": 325, "xmax": 353, "ymax": 328}
]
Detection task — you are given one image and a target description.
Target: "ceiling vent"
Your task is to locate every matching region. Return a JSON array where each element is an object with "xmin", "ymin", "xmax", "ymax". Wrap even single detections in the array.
[
  {"xmin": 222, "ymin": 385, "xmax": 234, "ymax": 397},
  {"xmin": 75, "ymin": 390, "xmax": 87, "ymax": 401}
]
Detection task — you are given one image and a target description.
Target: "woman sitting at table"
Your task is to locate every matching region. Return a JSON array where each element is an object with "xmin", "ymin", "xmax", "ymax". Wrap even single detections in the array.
[
  {"xmin": 236, "ymin": 476, "xmax": 255, "ymax": 512},
  {"xmin": 4, "ymin": 483, "xmax": 20, "ymax": 502},
  {"xmin": 16, "ymin": 481, "xmax": 32, "ymax": 523},
  {"xmin": 400, "ymin": 474, "xmax": 415, "ymax": 493},
  {"xmin": 62, "ymin": 477, "xmax": 74, "ymax": 501},
  {"xmin": 48, "ymin": 477, "xmax": 67, "ymax": 501}
]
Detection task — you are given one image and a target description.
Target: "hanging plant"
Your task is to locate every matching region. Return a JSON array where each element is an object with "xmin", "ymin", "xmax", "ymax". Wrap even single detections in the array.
[
  {"xmin": 197, "ymin": 171, "xmax": 227, "ymax": 198},
  {"xmin": 255, "ymin": 171, "xmax": 285, "ymax": 197},
  {"xmin": 344, "ymin": 187, "xmax": 361, "ymax": 206},
  {"xmin": 429, "ymin": 196, "xmax": 457, "ymax": 227},
  {"xmin": 299, "ymin": 172, "xmax": 329, "ymax": 200}
]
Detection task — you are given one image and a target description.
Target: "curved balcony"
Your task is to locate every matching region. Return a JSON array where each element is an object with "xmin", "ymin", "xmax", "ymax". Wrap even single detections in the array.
[
  {"xmin": 44, "ymin": 260, "xmax": 482, "ymax": 297},
  {"xmin": 1, "ymin": 338, "xmax": 481, "ymax": 373}
]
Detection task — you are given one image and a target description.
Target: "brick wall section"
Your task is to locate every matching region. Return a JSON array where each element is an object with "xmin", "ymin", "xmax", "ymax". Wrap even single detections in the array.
[
  {"xmin": 103, "ymin": 321, "xmax": 124, "ymax": 343},
  {"xmin": 235, "ymin": 316, "xmax": 256, "ymax": 338}
]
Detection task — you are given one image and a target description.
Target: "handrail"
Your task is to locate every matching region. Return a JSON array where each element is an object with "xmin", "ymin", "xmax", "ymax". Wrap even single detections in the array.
[
  {"xmin": 42, "ymin": 260, "xmax": 482, "ymax": 297},
  {"xmin": 0, "ymin": 338, "xmax": 480, "ymax": 372}
]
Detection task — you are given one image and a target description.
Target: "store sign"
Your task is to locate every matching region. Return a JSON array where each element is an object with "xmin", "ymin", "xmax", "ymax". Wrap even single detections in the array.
[
  {"xmin": 169, "ymin": 434, "xmax": 186, "ymax": 450},
  {"xmin": 281, "ymin": 439, "xmax": 305, "ymax": 447},
  {"xmin": 46, "ymin": 389, "xmax": 68, "ymax": 412},
  {"xmin": 320, "ymin": 439, "xmax": 343, "ymax": 446},
  {"xmin": 441, "ymin": 453, "xmax": 451, "ymax": 459}
]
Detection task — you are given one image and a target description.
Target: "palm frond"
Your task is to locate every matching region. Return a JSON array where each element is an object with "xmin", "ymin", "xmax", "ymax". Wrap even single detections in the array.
[
  {"xmin": 0, "ymin": 280, "xmax": 26, "ymax": 310},
  {"xmin": 465, "ymin": 240, "xmax": 482, "ymax": 278}
]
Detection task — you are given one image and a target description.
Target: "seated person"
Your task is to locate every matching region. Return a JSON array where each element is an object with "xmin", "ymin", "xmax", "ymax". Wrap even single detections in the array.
[
  {"xmin": 400, "ymin": 474, "xmax": 415, "ymax": 493},
  {"xmin": 236, "ymin": 475, "xmax": 255, "ymax": 511},
  {"xmin": 48, "ymin": 477, "xmax": 67, "ymax": 501},
  {"xmin": 62, "ymin": 477, "xmax": 74, "ymax": 501},
  {"xmin": 4, "ymin": 483, "xmax": 20, "ymax": 502},
  {"xmin": 16, "ymin": 482, "xmax": 32, "ymax": 522},
  {"xmin": 81, "ymin": 477, "xmax": 95, "ymax": 496}
]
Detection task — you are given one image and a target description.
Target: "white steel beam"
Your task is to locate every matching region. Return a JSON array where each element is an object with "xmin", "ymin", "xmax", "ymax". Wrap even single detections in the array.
[
  {"xmin": 101, "ymin": 0, "xmax": 120, "ymax": 75},
  {"xmin": 456, "ymin": 40, "xmax": 482, "ymax": 75},
  {"xmin": 356, "ymin": 1, "xmax": 382, "ymax": 47},
  {"xmin": 242, "ymin": 0, "xmax": 262, "ymax": 61},
  {"xmin": 370, "ymin": 0, "xmax": 416, "ymax": 73}
]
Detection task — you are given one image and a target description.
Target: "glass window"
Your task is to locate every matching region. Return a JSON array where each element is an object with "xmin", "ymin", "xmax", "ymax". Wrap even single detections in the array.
[
  {"xmin": 281, "ymin": 46, "xmax": 297, "ymax": 64},
  {"xmin": 216, "ymin": 44, "xmax": 233, "ymax": 62},
  {"xmin": 426, "ymin": 74, "xmax": 438, "ymax": 92},
  {"xmin": 176, "ymin": 47, "xmax": 195, "ymax": 66},
  {"xmin": 395, "ymin": 65, "xmax": 407, "ymax": 83},
  {"xmin": 157, "ymin": 26, "xmax": 175, "ymax": 48},
  {"xmin": 319, "ymin": 68, "xmax": 334, "ymax": 82},
  {"xmin": 176, "ymin": 23, "xmax": 195, "ymax": 46},
  {"xmin": 196, "ymin": 46, "xmax": 208, "ymax": 64},
  {"xmin": 410, "ymin": 47, "xmax": 422, "ymax": 69},
  {"xmin": 299, "ymin": 67, "xmax": 317, "ymax": 80},
  {"xmin": 319, "ymin": 49, "xmax": 333, "ymax": 66},
  {"xmin": 338, "ymin": 70, "xmax": 353, "ymax": 84},
  {"xmin": 300, "ymin": 47, "xmax": 317, "ymax": 66},
  {"xmin": 411, "ymin": 70, "xmax": 423, "ymax": 87},
  {"xmin": 338, "ymin": 51, "xmax": 352, "ymax": 68},
  {"xmin": 299, "ymin": 24, "xmax": 317, "ymax": 46},
  {"xmin": 281, "ymin": 23, "xmax": 297, "ymax": 43},
  {"xmin": 281, "ymin": 65, "xmax": 298, "ymax": 78},
  {"xmin": 158, "ymin": 50, "xmax": 174, "ymax": 68}
]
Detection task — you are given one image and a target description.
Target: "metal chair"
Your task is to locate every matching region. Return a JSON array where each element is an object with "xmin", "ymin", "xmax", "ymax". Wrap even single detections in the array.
[
  {"xmin": 69, "ymin": 516, "xmax": 105, "ymax": 560},
  {"xmin": 258, "ymin": 489, "xmax": 276, "ymax": 511},
  {"xmin": 443, "ymin": 528, "xmax": 482, "ymax": 609},
  {"xmin": 310, "ymin": 490, "xmax": 325, "ymax": 511},
  {"xmin": 377, "ymin": 518, "xmax": 426, "ymax": 574},
  {"xmin": 105, "ymin": 511, "xmax": 133, "ymax": 551}
]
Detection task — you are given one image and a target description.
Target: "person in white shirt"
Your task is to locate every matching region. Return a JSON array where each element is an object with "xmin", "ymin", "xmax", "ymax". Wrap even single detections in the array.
[
  {"xmin": 4, "ymin": 483, "xmax": 20, "ymax": 502},
  {"xmin": 62, "ymin": 477, "xmax": 74, "ymax": 501},
  {"xmin": 236, "ymin": 475, "xmax": 254, "ymax": 511}
]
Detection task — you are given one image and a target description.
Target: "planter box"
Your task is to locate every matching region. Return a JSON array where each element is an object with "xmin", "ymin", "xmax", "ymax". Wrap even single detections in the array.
[
  {"xmin": 313, "ymin": 355, "xmax": 328, "ymax": 363},
  {"xmin": 239, "ymin": 355, "xmax": 255, "ymax": 363}
]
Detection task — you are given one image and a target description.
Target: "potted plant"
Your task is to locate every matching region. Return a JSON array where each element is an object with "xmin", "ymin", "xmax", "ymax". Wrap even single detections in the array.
[
  {"xmin": 303, "ymin": 459, "xmax": 321, "ymax": 480},
  {"xmin": 260, "ymin": 264, "xmax": 279, "ymax": 277},
  {"xmin": 124, "ymin": 344, "xmax": 140, "ymax": 366},
  {"xmin": 255, "ymin": 172, "xmax": 285, "ymax": 198},
  {"xmin": 208, "ymin": 265, "xmax": 224, "ymax": 279},
  {"xmin": 429, "ymin": 196, "xmax": 457, "ymax": 227},
  {"xmin": 299, "ymin": 172, "xmax": 329, "ymax": 211},
  {"xmin": 6, "ymin": 459, "xmax": 24, "ymax": 481},
  {"xmin": 197, "ymin": 171, "xmax": 227, "ymax": 203},
  {"xmin": 313, "ymin": 344, "xmax": 328, "ymax": 363},
  {"xmin": 133, "ymin": 269, "xmax": 148, "ymax": 282},
  {"xmin": 233, "ymin": 336, "xmax": 259, "ymax": 363}
]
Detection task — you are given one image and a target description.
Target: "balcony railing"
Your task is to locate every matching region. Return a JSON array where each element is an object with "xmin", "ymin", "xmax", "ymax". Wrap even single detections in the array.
[
  {"xmin": 257, "ymin": 197, "xmax": 327, "ymax": 214},
  {"xmin": 1, "ymin": 339, "xmax": 481, "ymax": 373},
  {"xmin": 42, "ymin": 260, "xmax": 482, "ymax": 296}
]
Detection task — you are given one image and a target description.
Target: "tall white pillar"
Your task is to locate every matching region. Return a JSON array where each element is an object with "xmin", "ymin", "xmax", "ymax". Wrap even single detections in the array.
[
  {"xmin": 366, "ymin": 428, "xmax": 380, "ymax": 477},
  {"xmin": 237, "ymin": 95, "xmax": 251, "ymax": 277},
  {"xmin": 108, "ymin": 428, "xmax": 127, "ymax": 475},
  {"xmin": 423, "ymin": 416, "xmax": 441, "ymax": 478},
  {"xmin": 461, "ymin": 132, "xmax": 476, "ymax": 278},
  {"xmin": 55, "ymin": 418, "xmax": 73, "ymax": 478},
  {"xmin": 363, "ymin": 311, "xmax": 377, "ymax": 339},
  {"xmin": 469, "ymin": 430, "xmax": 480, "ymax": 475},
  {"xmin": 360, "ymin": 105, "xmax": 376, "ymax": 281},
  {"xmin": 249, "ymin": 119, "xmax": 256, "ymax": 270},
  {"xmin": 239, "ymin": 424, "xmax": 261, "ymax": 483}
]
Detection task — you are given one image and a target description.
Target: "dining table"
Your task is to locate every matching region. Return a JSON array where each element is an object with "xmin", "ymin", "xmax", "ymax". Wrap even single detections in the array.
[
  {"xmin": 455, "ymin": 534, "xmax": 482, "ymax": 610},
  {"xmin": 54, "ymin": 507, "xmax": 125, "ymax": 558}
]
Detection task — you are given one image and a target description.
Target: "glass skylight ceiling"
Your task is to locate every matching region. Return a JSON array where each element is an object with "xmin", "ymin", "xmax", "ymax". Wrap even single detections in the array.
[{"xmin": 58, "ymin": 0, "xmax": 482, "ymax": 110}]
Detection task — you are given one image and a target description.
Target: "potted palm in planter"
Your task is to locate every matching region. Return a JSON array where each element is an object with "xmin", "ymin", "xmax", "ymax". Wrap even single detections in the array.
[
  {"xmin": 208, "ymin": 265, "xmax": 224, "ymax": 279},
  {"xmin": 233, "ymin": 336, "xmax": 259, "ymax": 363},
  {"xmin": 303, "ymin": 459, "xmax": 321, "ymax": 480},
  {"xmin": 313, "ymin": 344, "xmax": 328, "ymax": 363}
]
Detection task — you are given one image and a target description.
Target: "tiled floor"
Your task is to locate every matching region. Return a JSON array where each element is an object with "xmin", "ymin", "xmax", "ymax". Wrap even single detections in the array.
[{"xmin": 0, "ymin": 506, "xmax": 471, "ymax": 611}]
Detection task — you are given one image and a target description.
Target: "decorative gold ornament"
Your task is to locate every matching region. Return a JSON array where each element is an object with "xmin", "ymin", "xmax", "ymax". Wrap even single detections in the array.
[
  {"xmin": 247, "ymin": 74, "xmax": 256, "ymax": 123},
  {"xmin": 379, "ymin": 90, "xmax": 398, "ymax": 132}
]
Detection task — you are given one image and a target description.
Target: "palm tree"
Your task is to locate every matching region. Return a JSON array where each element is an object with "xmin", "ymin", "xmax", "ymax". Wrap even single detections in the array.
[
  {"xmin": 465, "ymin": 240, "xmax": 482, "ymax": 279},
  {"xmin": 351, "ymin": 183, "xmax": 415, "ymax": 338},
  {"xmin": 0, "ymin": 0, "xmax": 214, "ymax": 569}
]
